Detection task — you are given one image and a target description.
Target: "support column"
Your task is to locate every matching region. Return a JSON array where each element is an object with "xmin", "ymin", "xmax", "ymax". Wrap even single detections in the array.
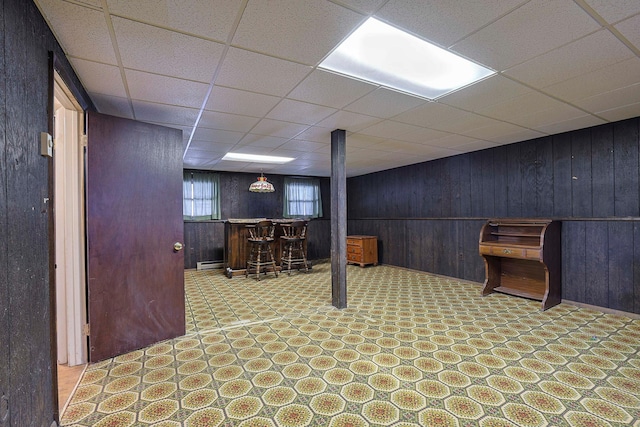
[{"xmin": 331, "ymin": 129, "xmax": 347, "ymax": 309}]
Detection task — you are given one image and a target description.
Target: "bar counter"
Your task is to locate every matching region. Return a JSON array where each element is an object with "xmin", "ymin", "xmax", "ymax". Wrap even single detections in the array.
[{"xmin": 223, "ymin": 218, "xmax": 309, "ymax": 278}]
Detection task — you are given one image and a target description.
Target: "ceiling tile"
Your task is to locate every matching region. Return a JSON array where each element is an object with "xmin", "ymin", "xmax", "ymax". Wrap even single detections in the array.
[
  {"xmin": 452, "ymin": 0, "xmax": 601, "ymax": 70},
  {"xmin": 105, "ymin": 0, "xmax": 242, "ymax": 42},
  {"xmin": 615, "ymin": 14, "xmax": 640, "ymax": 46},
  {"xmin": 397, "ymin": 127, "xmax": 450, "ymax": 144},
  {"xmin": 439, "ymin": 75, "xmax": 531, "ymax": 112},
  {"xmin": 358, "ymin": 120, "xmax": 423, "ymax": 139},
  {"xmin": 376, "ymin": 0, "xmax": 526, "ymax": 47},
  {"xmin": 344, "ymin": 88, "xmax": 426, "ymax": 118},
  {"xmin": 584, "ymin": 0, "xmax": 640, "ymax": 23},
  {"xmin": 112, "ymin": 17, "xmax": 224, "ymax": 83},
  {"xmin": 393, "ymin": 102, "xmax": 481, "ymax": 130},
  {"xmin": 188, "ymin": 140, "xmax": 236, "ymax": 152},
  {"xmin": 597, "ymin": 102, "xmax": 640, "ymax": 122},
  {"xmin": 69, "ymin": 58, "xmax": 126, "ymax": 97},
  {"xmin": 295, "ymin": 126, "xmax": 335, "ymax": 144},
  {"xmin": 459, "ymin": 121, "xmax": 541, "ymax": 143},
  {"xmin": 575, "ymin": 83, "xmax": 640, "ymax": 114},
  {"xmin": 36, "ymin": 0, "xmax": 117, "ymax": 64},
  {"xmin": 343, "ymin": 133, "xmax": 387, "ymax": 148},
  {"xmin": 131, "ymin": 100, "xmax": 199, "ymax": 126},
  {"xmin": 534, "ymin": 114, "xmax": 606, "ymax": 135},
  {"xmin": 237, "ymin": 134, "xmax": 290, "ymax": 149},
  {"xmin": 215, "ymin": 48, "xmax": 312, "ymax": 97},
  {"xmin": 423, "ymin": 133, "xmax": 477, "ymax": 149},
  {"xmin": 316, "ymin": 111, "xmax": 382, "ymax": 133},
  {"xmin": 266, "ymin": 99, "xmax": 337, "ymax": 125},
  {"xmin": 198, "ymin": 110, "xmax": 260, "ymax": 133},
  {"xmin": 543, "ymin": 57, "xmax": 640, "ymax": 102},
  {"xmin": 191, "ymin": 128, "xmax": 245, "ymax": 144},
  {"xmin": 232, "ymin": 0, "xmax": 365, "ymax": 65},
  {"xmin": 452, "ymin": 139, "xmax": 500, "ymax": 153},
  {"xmin": 504, "ymin": 30, "xmax": 634, "ymax": 88},
  {"xmin": 278, "ymin": 139, "xmax": 327, "ymax": 153},
  {"xmin": 126, "ymin": 70, "xmax": 208, "ymax": 108},
  {"xmin": 205, "ymin": 86, "xmax": 281, "ymax": 117},
  {"xmin": 289, "ymin": 70, "xmax": 376, "ymax": 108},
  {"xmin": 331, "ymin": 0, "xmax": 388, "ymax": 14},
  {"xmin": 250, "ymin": 119, "xmax": 309, "ymax": 139},
  {"xmin": 477, "ymin": 91, "xmax": 570, "ymax": 122},
  {"xmin": 89, "ymin": 93, "xmax": 133, "ymax": 119}
]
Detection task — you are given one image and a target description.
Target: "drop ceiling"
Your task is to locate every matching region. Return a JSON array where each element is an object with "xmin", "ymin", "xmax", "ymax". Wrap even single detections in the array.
[{"xmin": 34, "ymin": 0, "xmax": 640, "ymax": 177}]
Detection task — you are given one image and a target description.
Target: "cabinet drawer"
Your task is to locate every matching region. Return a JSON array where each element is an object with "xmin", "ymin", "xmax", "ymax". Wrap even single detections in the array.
[
  {"xmin": 346, "ymin": 238, "xmax": 360, "ymax": 246},
  {"xmin": 347, "ymin": 253, "xmax": 362, "ymax": 262},
  {"xmin": 347, "ymin": 245, "xmax": 362, "ymax": 254}
]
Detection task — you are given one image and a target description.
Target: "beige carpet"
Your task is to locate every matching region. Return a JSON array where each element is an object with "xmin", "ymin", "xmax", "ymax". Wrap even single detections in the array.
[{"xmin": 61, "ymin": 261, "xmax": 640, "ymax": 426}]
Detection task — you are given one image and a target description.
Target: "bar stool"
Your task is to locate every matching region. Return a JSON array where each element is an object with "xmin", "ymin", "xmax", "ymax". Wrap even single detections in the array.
[
  {"xmin": 279, "ymin": 221, "xmax": 309, "ymax": 275},
  {"xmin": 246, "ymin": 220, "xmax": 278, "ymax": 280}
]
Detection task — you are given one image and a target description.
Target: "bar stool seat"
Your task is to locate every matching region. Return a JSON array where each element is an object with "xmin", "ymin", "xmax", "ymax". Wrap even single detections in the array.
[
  {"xmin": 279, "ymin": 221, "xmax": 309, "ymax": 275},
  {"xmin": 246, "ymin": 220, "xmax": 278, "ymax": 280}
]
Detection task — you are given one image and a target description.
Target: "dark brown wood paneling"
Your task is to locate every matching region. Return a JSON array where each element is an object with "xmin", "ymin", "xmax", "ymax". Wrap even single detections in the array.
[
  {"xmin": 0, "ymin": 0, "xmax": 9, "ymax": 423},
  {"xmin": 506, "ymin": 143, "xmax": 523, "ymax": 217},
  {"xmin": 469, "ymin": 152, "xmax": 484, "ymax": 217},
  {"xmin": 6, "ymin": 0, "xmax": 48, "ymax": 422},
  {"xmin": 608, "ymin": 222, "xmax": 635, "ymax": 312},
  {"xmin": 571, "ymin": 129, "xmax": 592, "ymax": 217},
  {"xmin": 613, "ymin": 119, "xmax": 639, "ymax": 216},
  {"xmin": 493, "ymin": 147, "xmax": 508, "ymax": 217},
  {"xmin": 463, "ymin": 220, "xmax": 485, "ymax": 283},
  {"xmin": 480, "ymin": 150, "xmax": 495, "ymax": 217},
  {"xmin": 553, "ymin": 133, "xmax": 572, "ymax": 217},
  {"xmin": 458, "ymin": 154, "xmax": 472, "ymax": 216},
  {"xmin": 1, "ymin": 0, "xmax": 94, "ymax": 423},
  {"xmin": 584, "ymin": 222, "xmax": 608, "ymax": 307},
  {"xmin": 535, "ymin": 137, "xmax": 554, "ymax": 217},
  {"xmin": 419, "ymin": 220, "xmax": 435, "ymax": 273},
  {"xmin": 634, "ymin": 222, "xmax": 640, "ymax": 314},
  {"xmin": 520, "ymin": 140, "xmax": 537, "ymax": 216},
  {"xmin": 591, "ymin": 125, "xmax": 614, "ymax": 217},
  {"xmin": 562, "ymin": 221, "xmax": 585, "ymax": 302},
  {"xmin": 183, "ymin": 221, "xmax": 225, "ymax": 269},
  {"xmin": 306, "ymin": 219, "xmax": 330, "ymax": 260}
]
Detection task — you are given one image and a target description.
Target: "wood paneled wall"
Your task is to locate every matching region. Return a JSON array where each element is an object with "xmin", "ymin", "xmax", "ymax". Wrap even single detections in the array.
[
  {"xmin": 347, "ymin": 118, "xmax": 640, "ymax": 314},
  {"xmin": 183, "ymin": 171, "xmax": 331, "ymax": 269},
  {"xmin": 1, "ymin": 0, "xmax": 93, "ymax": 424}
]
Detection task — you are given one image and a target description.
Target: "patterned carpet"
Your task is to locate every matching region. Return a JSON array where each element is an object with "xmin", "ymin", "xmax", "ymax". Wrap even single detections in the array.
[{"xmin": 61, "ymin": 262, "xmax": 640, "ymax": 426}]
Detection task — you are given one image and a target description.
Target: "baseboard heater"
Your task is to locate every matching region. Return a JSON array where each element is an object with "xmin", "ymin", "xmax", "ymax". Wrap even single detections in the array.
[{"xmin": 196, "ymin": 260, "xmax": 224, "ymax": 270}]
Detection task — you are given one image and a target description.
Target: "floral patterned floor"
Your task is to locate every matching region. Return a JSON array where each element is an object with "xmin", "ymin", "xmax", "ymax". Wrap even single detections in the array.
[{"xmin": 61, "ymin": 261, "xmax": 640, "ymax": 426}]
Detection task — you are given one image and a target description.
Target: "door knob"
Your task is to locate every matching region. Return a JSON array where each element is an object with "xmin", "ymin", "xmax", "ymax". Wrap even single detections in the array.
[{"xmin": 173, "ymin": 242, "xmax": 184, "ymax": 252}]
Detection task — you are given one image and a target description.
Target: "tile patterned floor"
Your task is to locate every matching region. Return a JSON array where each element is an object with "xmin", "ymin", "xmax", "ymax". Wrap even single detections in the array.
[{"xmin": 61, "ymin": 262, "xmax": 640, "ymax": 426}]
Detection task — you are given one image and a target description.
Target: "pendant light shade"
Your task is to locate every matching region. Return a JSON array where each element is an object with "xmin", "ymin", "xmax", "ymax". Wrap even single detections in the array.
[{"xmin": 249, "ymin": 173, "xmax": 275, "ymax": 193}]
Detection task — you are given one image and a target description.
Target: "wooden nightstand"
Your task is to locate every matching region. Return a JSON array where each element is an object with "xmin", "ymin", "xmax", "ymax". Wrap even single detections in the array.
[{"xmin": 347, "ymin": 235, "xmax": 378, "ymax": 267}]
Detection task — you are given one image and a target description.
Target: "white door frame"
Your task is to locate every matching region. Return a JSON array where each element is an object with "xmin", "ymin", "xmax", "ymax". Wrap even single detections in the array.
[{"xmin": 54, "ymin": 72, "xmax": 87, "ymax": 366}]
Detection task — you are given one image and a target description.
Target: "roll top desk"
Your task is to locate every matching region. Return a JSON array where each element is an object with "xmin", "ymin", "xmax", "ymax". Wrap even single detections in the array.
[{"xmin": 479, "ymin": 219, "xmax": 561, "ymax": 311}]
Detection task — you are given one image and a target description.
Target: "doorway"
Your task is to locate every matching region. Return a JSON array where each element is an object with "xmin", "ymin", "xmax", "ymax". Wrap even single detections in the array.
[{"xmin": 53, "ymin": 72, "xmax": 87, "ymax": 413}]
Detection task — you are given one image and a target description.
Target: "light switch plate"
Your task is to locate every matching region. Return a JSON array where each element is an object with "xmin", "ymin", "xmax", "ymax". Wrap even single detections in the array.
[{"xmin": 40, "ymin": 132, "xmax": 53, "ymax": 157}]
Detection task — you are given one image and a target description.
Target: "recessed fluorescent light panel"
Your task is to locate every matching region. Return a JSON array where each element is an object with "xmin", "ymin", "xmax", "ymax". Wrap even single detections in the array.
[
  {"xmin": 319, "ymin": 18, "xmax": 495, "ymax": 100},
  {"xmin": 222, "ymin": 152, "xmax": 294, "ymax": 164}
]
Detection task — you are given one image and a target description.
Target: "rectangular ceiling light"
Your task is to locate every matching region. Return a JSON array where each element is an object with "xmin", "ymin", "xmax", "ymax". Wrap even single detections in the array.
[
  {"xmin": 222, "ymin": 152, "xmax": 295, "ymax": 164},
  {"xmin": 319, "ymin": 17, "xmax": 495, "ymax": 100}
]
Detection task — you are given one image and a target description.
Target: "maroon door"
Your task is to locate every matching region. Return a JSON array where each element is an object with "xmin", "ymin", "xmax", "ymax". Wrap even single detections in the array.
[{"xmin": 86, "ymin": 111, "xmax": 185, "ymax": 362}]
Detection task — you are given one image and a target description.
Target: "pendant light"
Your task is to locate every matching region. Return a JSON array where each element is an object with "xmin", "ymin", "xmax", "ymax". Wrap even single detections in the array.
[{"xmin": 249, "ymin": 173, "xmax": 275, "ymax": 193}]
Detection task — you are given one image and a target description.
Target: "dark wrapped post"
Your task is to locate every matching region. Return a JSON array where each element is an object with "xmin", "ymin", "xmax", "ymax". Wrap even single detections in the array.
[{"xmin": 331, "ymin": 129, "xmax": 347, "ymax": 308}]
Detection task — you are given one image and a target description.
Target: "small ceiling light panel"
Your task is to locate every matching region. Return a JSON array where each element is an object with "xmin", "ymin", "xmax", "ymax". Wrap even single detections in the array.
[
  {"xmin": 222, "ymin": 152, "xmax": 294, "ymax": 164},
  {"xmin": 319, "ymin": 17, "xmax": 495, "ymax": 99}
]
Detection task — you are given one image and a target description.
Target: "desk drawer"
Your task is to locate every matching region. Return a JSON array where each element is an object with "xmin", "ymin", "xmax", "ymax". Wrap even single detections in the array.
[{"xmin": 480, "ymin": 244, "xmax": 541, "ymax": 260}]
